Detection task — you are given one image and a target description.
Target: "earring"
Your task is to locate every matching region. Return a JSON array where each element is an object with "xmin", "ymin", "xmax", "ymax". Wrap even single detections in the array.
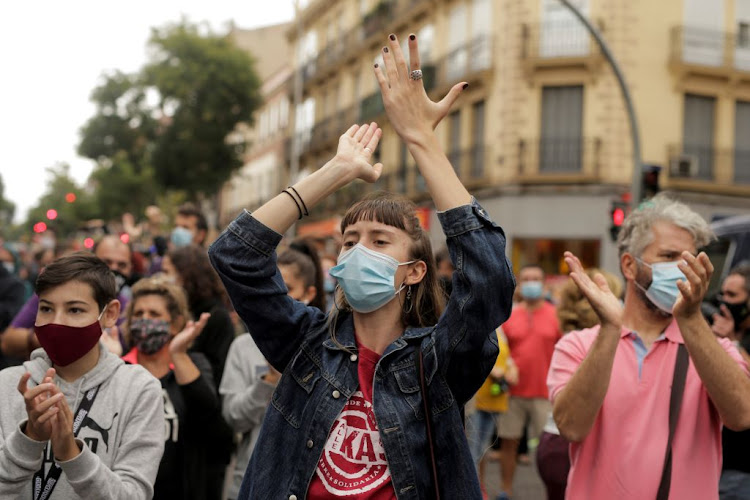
[{"xmin": 403, "ymin": 285, "xmax": 414, "ymax": 314}]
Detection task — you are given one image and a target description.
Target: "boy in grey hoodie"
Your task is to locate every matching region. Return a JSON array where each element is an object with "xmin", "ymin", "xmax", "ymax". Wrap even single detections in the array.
[{"xmin": 0, "ymin": 252, "xmax": 164, "ymax": 499}]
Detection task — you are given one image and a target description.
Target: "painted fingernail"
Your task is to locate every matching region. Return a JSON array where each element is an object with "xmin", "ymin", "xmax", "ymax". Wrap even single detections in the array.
[
  {"xmin": 389, "ymin": 34, "xmax": 396, "ymax": 41},
  {"xmin": 374, "ymin": 63, "xmax": 378, "ymax": 68},
  {"xmin": 409, "ymin": 34, "xmax": 416, "ymax": 40},
  {"xmin": 463, "ymin": 83, "xmax": 469, "ymax": 89},
  {"xmin": 383, "ymin": 46, "xmax": 389, "ymax": 53}
]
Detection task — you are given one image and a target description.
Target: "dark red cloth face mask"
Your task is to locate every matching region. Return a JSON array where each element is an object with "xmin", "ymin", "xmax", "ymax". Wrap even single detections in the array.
[{"xmin": 35, "ymin": 317, "xmax": 103, "ymax": 367}]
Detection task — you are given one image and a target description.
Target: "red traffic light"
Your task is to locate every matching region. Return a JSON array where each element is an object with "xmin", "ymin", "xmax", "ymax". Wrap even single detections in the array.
[
  {"xmin": 33, "ymin": 222, "xmax": 47, "ymax": 233},
  {"xmin": 65, "ymin": 193, "xmax": 76, "ymax": 203},
  {"xmin": 612, "ymin": 207, "xmax": 625, "ymax": 227},
  {"xmin": 46, "ymin": 209, "xmax": 58, "ymax": 220}
]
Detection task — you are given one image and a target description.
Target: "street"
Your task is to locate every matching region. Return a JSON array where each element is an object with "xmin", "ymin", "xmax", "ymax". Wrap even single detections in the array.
[{"xmin": 481, "ymin": 450, "xmax": 546, "ymax": 500}]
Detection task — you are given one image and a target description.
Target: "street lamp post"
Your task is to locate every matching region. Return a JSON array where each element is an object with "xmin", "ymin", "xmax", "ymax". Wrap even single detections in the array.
[{"xmin": 558, "ymin": 0, "xmax": 643, "ymax": 208}]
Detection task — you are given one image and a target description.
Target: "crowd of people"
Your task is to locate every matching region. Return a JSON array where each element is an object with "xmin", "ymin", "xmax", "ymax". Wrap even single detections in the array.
[{"xmin": 0, "ymin": 31, "xmax": 749, "ymax": 500}]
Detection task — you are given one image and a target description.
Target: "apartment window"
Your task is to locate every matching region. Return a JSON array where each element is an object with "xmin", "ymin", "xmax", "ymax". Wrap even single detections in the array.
[
  {"xmin": 449, "ymin": 111, "xmax": 462, "ymax": 175},
  {"xmin": 279, "ymin": 97, "xmax": 289, "ymax": 128},
  {"xmin": 740, "ymin": 22, "xmax": 750, "ymax": 47},
  {"xmin": 398, "ymin": 142, "xmax": 408, "ymax": 193},
  {"xmin": 734, "ymin": 100, "xmax": 750, "ymax": 183},
  {"xmin": 540, "ymin": 0, "xmax": 589, "ymax": 57},
  {"xmin": 447, "ymin": 5, "xmax": 468, "ymax": 81},
  {"xmin": 540, "ymin": 85, "xmax": 583, "ymax": 173},
  {"xmin": 682, "ymin": 94, "xmax": 715, "ymax": 180},
  {"xmin": 471, "ymin": 100, "xmax": 486, "ymax": 178}
]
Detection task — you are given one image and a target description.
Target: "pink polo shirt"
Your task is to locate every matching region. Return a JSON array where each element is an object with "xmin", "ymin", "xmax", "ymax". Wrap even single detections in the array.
[{"xmin": 547, "ymin": 321, "xmax": 748, "ymax": 500}]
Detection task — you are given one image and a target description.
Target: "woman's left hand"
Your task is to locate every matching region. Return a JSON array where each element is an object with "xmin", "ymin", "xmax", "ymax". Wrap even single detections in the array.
[
  {"xmin": 169, "ymin": 312, "xmax": 211, "ymax": 355},
  {"xmin": 374, "ymin": 32, "xmax": 467, "ymax": 144}
]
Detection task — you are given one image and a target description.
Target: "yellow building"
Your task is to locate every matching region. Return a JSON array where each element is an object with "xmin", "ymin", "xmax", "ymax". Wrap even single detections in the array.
[
  {"xmin": 219, "ymin": 23, "xmax": 293, "ymax": 227},
  {"xmin": 251, "ymin": 0, "xmax": 750, "ymax": 274}
]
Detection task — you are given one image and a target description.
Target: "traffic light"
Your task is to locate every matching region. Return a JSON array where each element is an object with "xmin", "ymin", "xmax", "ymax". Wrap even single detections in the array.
[
  {"xmin": 641, "ymin": 164, "xmax": 661, "ymax": 199},
  {"xmin": 609, "ymin": 200, "xmax": 628, "ymax": 242}
]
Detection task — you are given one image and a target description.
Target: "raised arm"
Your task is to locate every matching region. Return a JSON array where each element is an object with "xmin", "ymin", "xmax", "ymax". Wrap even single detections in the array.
[
  {"xmin": 375, "ymin": 33, "xmax": 470, "ymax": 211},
  {"xmin": 673, "ymin": 251, "xmax": 750, "ymax": 430},
  {"xmin": 550, "ymin": 252, "xmax": 623, "ymax": 442},
  {"xmin": 252, "ymin": 123, "xmax": 384, "ymax": 235}
]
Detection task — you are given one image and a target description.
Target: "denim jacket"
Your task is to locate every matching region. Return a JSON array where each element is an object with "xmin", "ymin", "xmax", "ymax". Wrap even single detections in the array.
[{"xmin": 208, "ymin": 199, "xmax": 515, "ymax": 500}]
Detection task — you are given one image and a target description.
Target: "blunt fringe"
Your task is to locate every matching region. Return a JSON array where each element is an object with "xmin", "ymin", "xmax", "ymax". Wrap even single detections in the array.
[{"xmin": 328, "ymin": 191, "xmax": 445, "ymax": 342}]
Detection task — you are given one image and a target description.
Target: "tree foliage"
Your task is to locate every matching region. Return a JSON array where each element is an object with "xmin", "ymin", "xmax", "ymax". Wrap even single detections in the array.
[
  {"xmin": 144, "ymin": 22, "xmax": 262, "ymax": 197},
  {"xmin": 77, "ymin": 21, "xmax": 262, "ymax": 220},
  {"xmin": 0, "ymin": 173, "xmax": 16, "ymax": 230},
  {"xmin": 24, "ymin": 164, "xmax": 97, "ymax": 237}
]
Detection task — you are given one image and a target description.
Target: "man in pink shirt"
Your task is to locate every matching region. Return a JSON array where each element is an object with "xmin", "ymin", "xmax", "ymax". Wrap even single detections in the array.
[{"xmin": 548, "ymin": 194, "xmax": 750, "ymax": 500}]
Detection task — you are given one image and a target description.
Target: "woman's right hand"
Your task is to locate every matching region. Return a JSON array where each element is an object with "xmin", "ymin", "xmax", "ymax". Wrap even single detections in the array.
[{"xmin": 334, "ymin": 122, "xmax": 383, "ymax": 183}]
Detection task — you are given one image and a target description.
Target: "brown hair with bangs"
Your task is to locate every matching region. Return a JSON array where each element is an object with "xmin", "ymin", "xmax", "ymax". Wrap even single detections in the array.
[{"xmin": 329, "ymin": 191, "xmax": 445, "ymax": 333}]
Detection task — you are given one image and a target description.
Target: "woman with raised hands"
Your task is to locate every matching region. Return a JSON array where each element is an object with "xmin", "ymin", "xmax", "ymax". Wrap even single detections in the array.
[{"xmin": 208, "ymin": 32, "xmax": 515, "ymax": 500}]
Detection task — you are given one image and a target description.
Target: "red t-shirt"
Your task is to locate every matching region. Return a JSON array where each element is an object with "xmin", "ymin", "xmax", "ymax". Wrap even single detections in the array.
[
  {"xmin": 503, "ymin": 301, "xmax": 562, "ymax": 398},
  {"xmin": 307, "ymin": 342, "xmax": 397, "ymax": 499}
]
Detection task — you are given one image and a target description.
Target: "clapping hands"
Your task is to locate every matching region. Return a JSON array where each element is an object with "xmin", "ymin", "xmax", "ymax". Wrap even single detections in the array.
[{"xmin": 564, "ymin": 251, "xmax": 623, "ymax": 329}]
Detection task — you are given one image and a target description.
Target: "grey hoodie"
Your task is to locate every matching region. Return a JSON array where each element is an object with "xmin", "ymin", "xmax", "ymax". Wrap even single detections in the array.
[
  {"xmin": 0, "ymin": 343, "xmax": 165, "ymax": 499},
  {"xmin": 219, "ymin": 333, "xmax": 276, "ymax": 500}
]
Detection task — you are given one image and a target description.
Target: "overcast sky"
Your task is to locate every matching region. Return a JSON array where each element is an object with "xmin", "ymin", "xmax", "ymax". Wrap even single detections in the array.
[{"xmin": 0, "ymin": 1, "xmax": 294, "ymax": 224}]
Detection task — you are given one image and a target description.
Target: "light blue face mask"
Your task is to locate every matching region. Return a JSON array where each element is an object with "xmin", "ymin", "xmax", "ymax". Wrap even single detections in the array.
[
  {"xmin": 329, "ymin": 244, "xmax": 415, "ymax": 313},
  {"xmin": 635, "ymin": 259, "xmax": 686, "ymax": 313},
  {"xmin": 171, "ymin": 227, "xmax": 193, "ymax": 248},
  {"xmin": 520, "ymin": 281, "xmax": 543, "ymax": 300}
]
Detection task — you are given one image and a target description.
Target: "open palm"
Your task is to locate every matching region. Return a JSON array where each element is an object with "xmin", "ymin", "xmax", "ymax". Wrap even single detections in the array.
[
  {"xmin": 335, "ymin": 122, "xmax": 383, "ymax": 183},
  {"xmin": 564, "ymin": 251, "xmax": 623, "ymax": 327},
  {"xmin": 169, "ymin": 312, "xmax": 211, "ymax": 355}
]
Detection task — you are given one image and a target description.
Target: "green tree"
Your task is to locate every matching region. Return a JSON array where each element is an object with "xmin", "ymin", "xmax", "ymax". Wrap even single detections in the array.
[
  {"xmin": 25, "ymin": 164, "xmax": 97, "ymax": 238},
  {"xmin": 0, "ymin": 173, "xmax": 16, "ymax": 231},
  {"xmin": 143, "ymin": 22, "xmax": 262, "ymax": 197}
]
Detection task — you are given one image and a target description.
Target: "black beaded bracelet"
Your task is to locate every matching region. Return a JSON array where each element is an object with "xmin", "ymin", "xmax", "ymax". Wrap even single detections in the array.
[
  {"xmin": 288, "ymin": 186, "xmax": 309, "ymax": 216},
  {"xmin": 282, "ymin": 189, "xmax": 303, "ymax": 220}
]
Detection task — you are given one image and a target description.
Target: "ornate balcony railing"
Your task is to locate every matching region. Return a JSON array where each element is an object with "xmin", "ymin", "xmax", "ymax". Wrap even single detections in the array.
[{"xmin": 518, "ymin": 137, "xmax": 601, "ymax": 176}]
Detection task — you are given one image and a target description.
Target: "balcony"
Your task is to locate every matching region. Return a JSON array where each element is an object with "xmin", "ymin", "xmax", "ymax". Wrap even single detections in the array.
[
  {"xmin": 296, "ymin": 0, "xmax": 434, "ymax": 90},
  {"xmin": 425, "ymin": 35, "xmax": 494, "ymax": 94},
  {"xmin": 665, "ymin": 144, "xmax": 750, "ymax": 194},
  {"xmin": 447, "ymin": 145, "xmax": 490, "ymax": 185},
  {"xmin": 521, "ymin": 20, "xmax": 603, "ymax": 78},
  {"xmin": 359, "ymin": 91, "xmax": 385, "ymax": 123},
  {"xmin": 518, "ymin": 137, "xmax": 602, "ymax": 181},
  {"xmin": 301, "ymin": 104, "xmax": 359, "ymax": 156},
  {"xmin": 670, "ymin": 26, "xmax": 750, "ymax": 82}
]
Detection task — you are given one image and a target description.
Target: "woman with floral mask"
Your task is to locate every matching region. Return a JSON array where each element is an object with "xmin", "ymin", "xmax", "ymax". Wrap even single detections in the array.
[
  {"xmin": 209, "ymin": 32, "xmax": 515, "ymax": 499},
  {"xmin": 122, "ymin": 276, "xmax": 217, "ymax": 500}
]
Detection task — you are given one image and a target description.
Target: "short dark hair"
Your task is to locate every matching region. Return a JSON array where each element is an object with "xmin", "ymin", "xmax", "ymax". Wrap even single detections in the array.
[
  {"xmin": 36, "ymin": 252, "xmax": 117, "ymax": 311},
  {"xmin": 178, "ymin": 203, "xmax": 208, "ymax": 232},
  {"xmin": 520, "ymin": 263, "xmax": 544, "ymax": 278}
]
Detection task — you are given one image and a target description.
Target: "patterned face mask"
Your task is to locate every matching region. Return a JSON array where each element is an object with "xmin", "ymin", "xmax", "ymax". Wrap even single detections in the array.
[{"xmin": 129, "ymin": 318, "xmax": 172, "ymax": 355}]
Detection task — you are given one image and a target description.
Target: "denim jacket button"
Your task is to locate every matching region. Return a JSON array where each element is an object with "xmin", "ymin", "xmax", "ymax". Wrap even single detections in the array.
[
  {"xmin": 289, "ymin": 495, "xmax": 298, "ymax": 500},
  {"xmin": 307, "ymin": 439, "xmax": 314, "ymax": 448},
  {"xmin": 332, "ymin": 390, "xmax": 341, "ymax": 399},
  {"xmin": 350, "ymin": 354, "xmax": 358, "ymax": 362}
]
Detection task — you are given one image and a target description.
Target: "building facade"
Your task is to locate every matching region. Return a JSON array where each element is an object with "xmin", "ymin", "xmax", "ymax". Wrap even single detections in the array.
[
  {"xmin": 277, "ymin": 0, "xmax": 750, "ymax": 276},
  {"xmin": 218, "ymin": 23, "xmax": 292, "ymax": 228}
]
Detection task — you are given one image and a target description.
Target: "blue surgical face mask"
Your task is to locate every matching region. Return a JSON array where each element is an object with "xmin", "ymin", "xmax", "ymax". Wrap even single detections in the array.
[
  {"xmin": 329, "ymin": 244, "xmax": 415, "ymax": 313},
  {"xmin": 520, "ymin": 281, "xmax": 543, "ymax": 300},
  {"xmin": 635, "ymin": 258, "xmax": 686, "ymax": 313},
  {"xmin": 171, "ymin": 227, "xmax": 193, "ymax": 247}
]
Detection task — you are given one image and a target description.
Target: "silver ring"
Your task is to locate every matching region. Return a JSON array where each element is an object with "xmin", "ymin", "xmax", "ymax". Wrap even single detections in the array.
[
  {"xmin": 410, "ymin": 69, "xmax": 423, "ymax": 81},
  {"xmin": 364, "ymin": 147, "xmax": 372, "ymax": 154}
]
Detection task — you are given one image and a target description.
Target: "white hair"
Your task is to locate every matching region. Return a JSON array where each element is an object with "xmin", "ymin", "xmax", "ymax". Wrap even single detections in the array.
[{"xmin": 616, "ymin": 193, "xmax": 715, "ymax": 258}]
